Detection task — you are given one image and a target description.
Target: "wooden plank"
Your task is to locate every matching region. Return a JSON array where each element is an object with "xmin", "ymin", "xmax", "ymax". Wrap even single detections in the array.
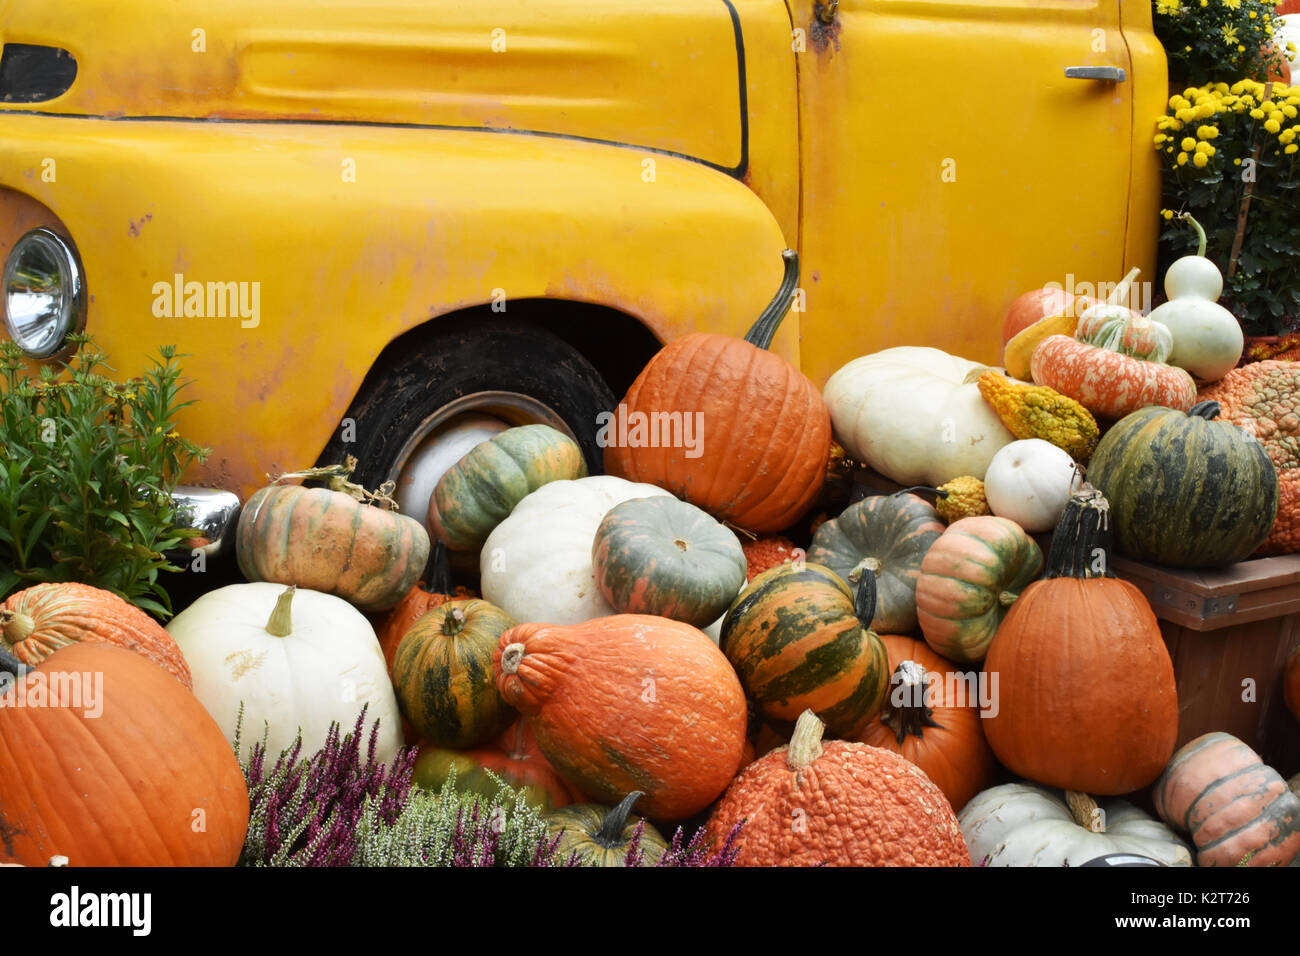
[{"xmin": 1112, "ymin": 554, "xmax": 1300, "ymax": 599}]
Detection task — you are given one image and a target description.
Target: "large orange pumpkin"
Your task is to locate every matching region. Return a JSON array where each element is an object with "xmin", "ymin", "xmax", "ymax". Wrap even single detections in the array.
[
  {"xmin": 604, "ymin": 251, "xmax": 831, "ymax": 533},
  {"xmin": 857, "ymin": 635, "xmax": 998, "ymax": 815},
  {"xmin": 981, "ymin": 486, "xmax": 1179, "ymax": 795},
  {"xmin": 0, "ymin": 642, "xmax": 250, "ymax": 866},
  {"xmin": 0, "ymin": 582, "xmax": 192, "ymax": 689},
  {"xmin": 494, "ymin": 614, "xmax": 747, "ymax": 821},
  {"xmin": 705, "ymin": 710, "xmax": 970, "ymax": 866}
]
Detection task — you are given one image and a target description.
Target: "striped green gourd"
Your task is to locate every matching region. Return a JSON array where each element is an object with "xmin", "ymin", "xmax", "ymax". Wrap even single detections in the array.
[
  {"xmin": 392, "ymin": 599, "xmax": 517, "ymax": 748},
  {"xmin": 1086, "ymin": 401, "xmax": 1278, "ymax": 569},
  {"xmin": 428, "ymin": 424, "xmax": 587, "ymax": 552},
  {"xmin": 720, "ymin": 562, "xmax": 888, "ymax": 738}
]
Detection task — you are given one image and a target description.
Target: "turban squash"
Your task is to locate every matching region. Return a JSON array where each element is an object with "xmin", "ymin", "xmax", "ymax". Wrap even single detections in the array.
[
  {"xmin": 604, "ymin": 250, "xmax": 831, "ymax": 533},
  {"xmin": 0, "ymin": 642, "xmax": 249, "ymax": 866},
  {"xmin": 981, "ymin": 486, "xmax": 1179, "ymax": 795},
  {"xmin": 1196, "ymin": 360, "xmax": 1300, "ymax": 556},
  {"xmin": 1, "ymin": 582, "xmax": 191, "ymax": 689},
  {"xmin": 704, "ymin": 709, "xmax": 969, "ymax": 866}
]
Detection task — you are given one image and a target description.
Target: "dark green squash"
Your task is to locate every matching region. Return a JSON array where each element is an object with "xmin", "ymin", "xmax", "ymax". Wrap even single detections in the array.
[
  {"xmin": 543, "ymin": 791, "xmax": 669, "ymax": 867},
  {"xmin": 591, "ymin": 496, "xmax": 747, "ymax": 628},
  {"xmin": 392, "ymin": 598, "xmax": 518, "ymax": 748},
  {"xmin": 720, "ymin": 562, "xmax": 889, "ymax": 739},
  {"xmin": 806, "ymin": 491, "xmax": 944, "ymax": 634},
  {"xmin": 1087, "ymin": 401, "xmax": 1279, "ymax": 569}
]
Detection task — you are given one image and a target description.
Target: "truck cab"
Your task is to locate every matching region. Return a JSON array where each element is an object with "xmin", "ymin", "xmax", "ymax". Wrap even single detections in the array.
[{"xmin": 0, "ymin": 0, "xmax": 1166, "ymax": 521}]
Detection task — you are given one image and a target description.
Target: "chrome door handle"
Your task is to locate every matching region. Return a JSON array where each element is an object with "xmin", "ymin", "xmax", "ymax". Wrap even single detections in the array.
[{"xmin": 1065, "ymin": 66, "xmax": 1127, "ymax": 82}]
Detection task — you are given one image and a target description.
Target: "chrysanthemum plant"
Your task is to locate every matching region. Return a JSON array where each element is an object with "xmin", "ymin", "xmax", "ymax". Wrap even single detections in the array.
[{"xmin": 1153, "ymin": 0, "xmax": 1295, "ymax": 88}]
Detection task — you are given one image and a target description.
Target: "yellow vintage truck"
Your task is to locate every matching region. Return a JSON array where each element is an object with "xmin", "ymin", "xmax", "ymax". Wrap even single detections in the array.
[{"xmin": 0, "ymin": 0, "xmax": 1166, "ymax": 542}]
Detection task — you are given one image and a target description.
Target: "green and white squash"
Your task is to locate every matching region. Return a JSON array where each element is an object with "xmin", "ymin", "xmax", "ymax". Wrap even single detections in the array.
[
  {"xmin": 807, "ymin": 491, "xmax": 944, "ymax": 634},
  {"xmin": 591, "ymin": 496, "xmax": 747, "ymax": 629},
  {"xmin": 960, "ymin": 782, "xmax": 1192, "ymax": 867},
  {"xmin": 428, "ymin": 424, "xmax": 587, "ymax": 552}
]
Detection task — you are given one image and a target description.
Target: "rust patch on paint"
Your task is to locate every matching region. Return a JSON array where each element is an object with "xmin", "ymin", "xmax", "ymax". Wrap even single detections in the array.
[
  {"xmin": 127, "ymin": 213, "xmax": 153, "ymax": 238},
  {"xmin": 810, "ymin": 2, "xmax": 841, "ymax": 56}
]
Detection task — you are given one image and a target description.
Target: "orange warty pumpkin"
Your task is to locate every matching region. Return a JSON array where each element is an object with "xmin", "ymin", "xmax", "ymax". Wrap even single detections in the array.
[
  {"xmin": 604, "ymin": 252, "xmax": 831, "ymax": 533},
  {"xmin": 1, "ymin": 582, "xmax": 192, "ymax": 689},
  {"xmin": 857, "ymin": 635, "xmax": 998, "ymax": 814},
  {"xmin": 705, "ymin": 710, "xmax": 970, "ymax": 866},
  {"xmin": 0, "ymin": 642, "xmax": 250, "ymax": 866},
  {"xmin": 494, "ymin": 614, "xmax": 747, "ymax": 821},
  {"xmin": 981, "ymin": 487, "xmax": 1179, "ymax": 795}
]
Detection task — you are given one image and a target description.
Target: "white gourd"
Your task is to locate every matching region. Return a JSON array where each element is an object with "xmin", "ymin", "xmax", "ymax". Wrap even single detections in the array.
[{"xmin": 168, "ymin": 583, "xmax": 402, "ymax": 763}]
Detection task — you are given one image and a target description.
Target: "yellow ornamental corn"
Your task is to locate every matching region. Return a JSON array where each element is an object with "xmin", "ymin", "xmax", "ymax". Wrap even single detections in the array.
[
  {"xmin": 935, "ymin": 476, "xmax": 990, "ymax": 524},
  {"xmin": 976, "ymin": 371, "xmax": 1100, "ymax": 460}
]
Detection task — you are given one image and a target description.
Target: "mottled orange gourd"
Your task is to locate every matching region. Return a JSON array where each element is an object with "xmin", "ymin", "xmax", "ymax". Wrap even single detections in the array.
[
  {"xmin": 1197, "ymin": 361, "xmax": 1300, "ymax": 556},
  {"xmin": 0, "ymin": 582, "xmax": 192, "ymax": 689},
  {"xmin": 494, "ymin": 614, "xmax": 747, "ymax": 822},
  {"xmin": 705, "ymin": 710, "xmax": 970, "ymax": 866},
  {"xmin": 0, "ymin": 643, "xmax": 250, "ymax": 866},
  {"xmin": 857, "ymin": 635, "xmax": 998, "ymax": 815},
  {"xmin": 604, "ymin": 252, "xmax": 831, "ymax": 534}
]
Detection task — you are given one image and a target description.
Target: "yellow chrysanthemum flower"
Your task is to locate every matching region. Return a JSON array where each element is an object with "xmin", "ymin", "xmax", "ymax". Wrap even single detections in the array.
[
  {"xmin": 1181, "ymin": 136, "xmax": 1197, "ymax": 150},
  {"xmin": 1283, "ymin": 105, "xmax": 1297, "ymax": 119},
  {"xmin": 1222, "ymin": 0, "xmax": 1241, "ymax": 9},
  {"xmin": 1265, "ymin": 119, "xmax": 1282, "ymax": 133},
  {"xmin": 1251, "ymin": 108, "xmax": 1267, "ymax": 119},
  {"xmin": 1176, "ymin": 108, "xmax": 1196, "ymax": 122},
  {"xmin": 1192, "ymin": 152, "xmax": 1209, "ymax": 167},
  {"xmin": 1286, "ymin": 144, "xmax": 1298, "ymax": 155},
  {"xmin": 1195, "ymin": 142, "xmax": 1214, "ymax": 155},
  {"xmin": 1197, "ymin": 125, "xmax": 1218, "ymax": 139},
  {"xmin": 1177, "ymin": 152, "xmax": 1189, "ymax": 166},
  {"xmin": 1222, "ymin": 25, "xmax": 1239, "ymax": 45},
  {"xmin": 1154, "ymin": 134, "xmax": 1167, "ymax": 145},
  {"xmin": 1281, "ymin": 129, "xmax": 1297, "ymax": 145},
  {"xmin": 1162, "ymin": 209, "xmax": 1175, "ymax": 220}
]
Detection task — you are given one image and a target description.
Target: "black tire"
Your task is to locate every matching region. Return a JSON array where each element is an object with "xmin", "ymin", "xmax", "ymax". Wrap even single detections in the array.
[{"xmin": 319, "ymin": 317, "xmax": 617, "ymax": 491}]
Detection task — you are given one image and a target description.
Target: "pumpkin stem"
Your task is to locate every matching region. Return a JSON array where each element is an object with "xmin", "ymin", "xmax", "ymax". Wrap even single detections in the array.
[
  {"xmin": 1066, "ymin": 790, "xmax": 1106, "ymax": 833},
  {"xmin": 594, "ymin": 791, "xmax": 646, "ymax": 848},
  {"xmin": 268, "ymin": 455, "xmax": 401, "ymax": 511},
  {"xmin": 501, "ymin": 642, "xmax": 526, "ymax": 675},
  {"xmin": 1105, "ymin": 267, "xmax": 1141, "ymax": 308},
  {"xmin": 742, "ymin": 249, "xmax": 800, "ymax": 349},
  {"xmin": 265, "ymin": 586, "xmax": 296, "ymax": 637},
  {"xmin": 997, "ymin": 590, "xmax": 1019, "ymax": 607},
  {"xmin": 880, "ymin": 659, "xmax": 945, "ymax": 744},
  {"xmin": 441, "ymin": 606, "xmax": 468, "ymax": 637},
  {"xmin": 853, "ymin": 570, "xmax": 878, "ymax": 630},
  {"xmin": 1188, "ymin": 400, "xmax": 1221, "ymax": 421},
  {"xmin": 1043, "ymin": 484, "xmax": 1115, "ymax": 580},
  {"xmin": 786, "ymin": 709, "xmax": 826, "ymax": 772},
  {"xmin": 424, "ymin": 540, "xmax": 453, "ymax": 594},
  {"xmin": 0, "ymin": 645, "xmax": 30, "ymax": 680},
  {"xmin": 894, "ymin": 485, "xmax": 949, "ymax": 501},
  {"xmin": 0, "ymin": 608, "xmax": 34, "ymax": 643}
]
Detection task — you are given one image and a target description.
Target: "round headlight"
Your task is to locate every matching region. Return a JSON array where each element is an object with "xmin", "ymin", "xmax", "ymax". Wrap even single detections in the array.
[{"xmin": 2, "ymin": 227, "xmax": 86, "ymax": 358}]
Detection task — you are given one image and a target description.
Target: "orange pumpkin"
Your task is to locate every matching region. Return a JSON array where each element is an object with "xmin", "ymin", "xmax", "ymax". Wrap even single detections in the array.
[
  {"xmin": 1197, "ymin": 361, "xmax": 1300, "ymax": 556},
  {"xmin": 1030, "ymin": 333, "xmax": 1196, "ymax": 419},
  {"xmin": 705, "ymin": 710, "xmax": 970, "ymax": 866},
  {"xmin": 981, "ymin": 486, "xmax": 1179, "ymax": 795},
  {"xmin": 494, "ymin": 614, "xmax": 747, "ymax": 821},
  {"xmin": 0, "ymin": 642, "xmax": 250, "ymax": 866},
  {"xmin": 604, "ymin": 251, "xmax": 831, "ymax": 533},
  {"xmin": 857, "ymin": 635, "xmax": 998, "ymax": 814},
  {"xmin": 1153, "ymin": 732, "xmax": 1300, "ymax": 867},
  {"xmin": 412, "ymin": 719, "xmax": 583, "ymax": 810},
  {"xmin": 0, "ymin": 583, "xmax": 192, "ymax": 689}
]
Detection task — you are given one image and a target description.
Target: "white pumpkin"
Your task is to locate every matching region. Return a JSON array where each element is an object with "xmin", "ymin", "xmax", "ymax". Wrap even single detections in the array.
[
  {"xmin": 167, "ymin": 583, "xmax": 402, "ymax": 764},
  {"xmin": 961, "ymin": 783, "xmax": 1192, "ymax": 867},
  {"xmin": 480, "ymin": 476, "xmax": 672, "ymax": 625},
  {"xmin": 983, "ymin": 438, "xmax": 1080, "ymax": 532},
  {"xmin": 823, "ymin": 347, "xmax": 1015, "ymax": 486}
]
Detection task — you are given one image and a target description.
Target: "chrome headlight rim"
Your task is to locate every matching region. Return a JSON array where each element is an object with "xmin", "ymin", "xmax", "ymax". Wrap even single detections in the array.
[{"xmin": 2, "ymin": 226, "xmax": 87, "ymax": 359}]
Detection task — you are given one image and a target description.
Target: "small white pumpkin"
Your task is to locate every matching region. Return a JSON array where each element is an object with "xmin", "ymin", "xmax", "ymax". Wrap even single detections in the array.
[
  {"xmin": 480, "ymin": 476, "xmax": 672, "ymax": 625},
  {"xmin": 983, "ymin": 438, "xmax": 1080, "ymax": 532},
  {"xmin": 824, "ymin": 347, "xmax": 1015, "ymax": 486},
  {"xmin": 168, "ymin": 583, "xmax": 402, "ymax": 763},
  {"xmin": 961, "ymin": 782, "xmax": 1192, "ymax": 867}
]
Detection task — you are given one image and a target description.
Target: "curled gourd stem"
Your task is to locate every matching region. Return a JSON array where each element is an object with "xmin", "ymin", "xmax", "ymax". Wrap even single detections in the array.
[
  {"xmin": 268, "ymin": 455, "xmax": 401, "ymax": 512},
  {"xmin": 1188, "ymin": 400, "xmax": 1221, "ymax": 421},
  {"xmin": 743, "ymin": 249, "xmax": 800, "ymax": 350},
  {"xmin": 1176, "ymin": 212, "xmax": 1208, "ymax": 258},
  {"xmin": 1106, "ymin": 267, "xmax": 1141, "ymax": 308},
  {"xmin": 594, "ymin": 791, "xmax": 645, "ymax": 848},
  {"xmin": 1066, "ymin": 790, "xmax": 1106, "ymax": 833},
  {"xmin": 501, "ymin": 642, "xmax": 526, "ymax": 675},
  {"xmin": 786, "ymin": 709, "xmax": 826, "ymax": 772},
  {"xmin": 266, "ymin": 586, "xmax": 295, "ymax": 637}
]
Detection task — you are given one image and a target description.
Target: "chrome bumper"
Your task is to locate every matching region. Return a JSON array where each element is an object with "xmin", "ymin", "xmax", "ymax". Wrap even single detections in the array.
[{"xmin": 169, "ymin": 486, "xmax": 241, "ymax": 562}]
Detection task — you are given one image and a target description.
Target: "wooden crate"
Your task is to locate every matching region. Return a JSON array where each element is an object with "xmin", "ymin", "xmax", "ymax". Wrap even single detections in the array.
[{"xmin": 1112, "ymin": 555, "xmax": 1300, "ymax": 777}]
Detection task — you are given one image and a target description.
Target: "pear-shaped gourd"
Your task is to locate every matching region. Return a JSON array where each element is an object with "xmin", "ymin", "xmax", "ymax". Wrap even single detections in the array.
[{"xmin": 168, "ymin": 583, "xmax": 402, "ymax": 763}]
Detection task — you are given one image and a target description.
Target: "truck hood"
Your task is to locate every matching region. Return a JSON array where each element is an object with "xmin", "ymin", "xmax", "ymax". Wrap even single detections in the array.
[{"xmin": 0, "ymin": 0, "xmax": 746, "ymax": 172}]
